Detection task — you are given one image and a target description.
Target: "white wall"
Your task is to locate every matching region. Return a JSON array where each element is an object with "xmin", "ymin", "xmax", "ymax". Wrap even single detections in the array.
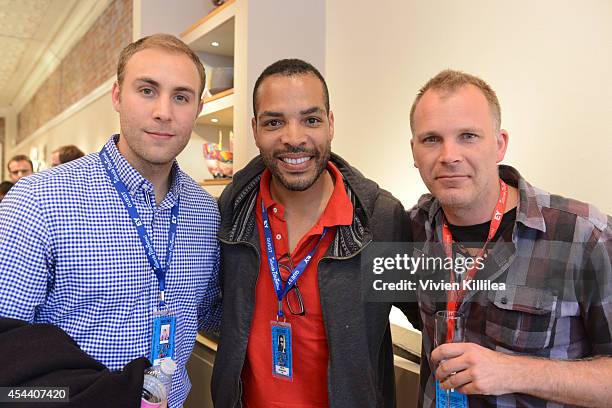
[
  {"xmin": 326, "ymin": 0, "xmax": 612, "ymax": 214},
  {"xmin": 6, "ymin": 91, "xmax": 119, "ymax": 172},
  {"xmin": 236, "ymin": 0, "xmax": 327, "ymax": 168},
  {"xmin": 134, "ymin": 0, "xmax": 210, "ymax": 40}
]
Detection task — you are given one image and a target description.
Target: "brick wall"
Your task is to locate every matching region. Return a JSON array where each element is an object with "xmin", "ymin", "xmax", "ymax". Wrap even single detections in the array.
[{"xmin": 17, "ymin": 0, "xmax": 132, "ymax": 144}]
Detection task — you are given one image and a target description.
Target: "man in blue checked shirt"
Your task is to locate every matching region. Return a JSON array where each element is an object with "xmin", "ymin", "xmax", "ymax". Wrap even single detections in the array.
[{"xmin": 0, "ymin": 34, "xmax": 221, "ymax": 408}]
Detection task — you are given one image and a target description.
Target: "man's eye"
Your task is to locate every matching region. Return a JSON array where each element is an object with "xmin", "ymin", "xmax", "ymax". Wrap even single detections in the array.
[
  {"xmin": 140, "ymin": 88, "xmax": 155, "ymax": 96},
  {"xmin": 174, "ymin": 94, "xmax": 189, "ymax": 103},
  {"xmin": 461, "ymin": 133, "xmax": 477, "ymax": 140},
  {"xmin": 306, "ymin": 117, "xmax": 322, "ymax": 126},
  {"xmin": 265, "ymin": 119, "xmax": 282, "ymax": 128},
  {"xmin": 423, "ymin": 136, "xmax": 439, "ymax": 144}
]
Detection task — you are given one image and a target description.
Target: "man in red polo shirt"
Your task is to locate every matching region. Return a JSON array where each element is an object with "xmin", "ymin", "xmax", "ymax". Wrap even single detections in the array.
[{"xmin": 212, "ymin": 59, "xmax": 419, "ymax": 408}]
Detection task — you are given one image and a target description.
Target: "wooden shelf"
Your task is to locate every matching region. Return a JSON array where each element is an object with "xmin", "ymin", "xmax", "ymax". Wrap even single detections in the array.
[
  {"xmin": 200, "ymin": 88, "xmax": 234, "ymax": 116},
  {"xmin": 196, "ymin": 333, "xmax": 218, "ymax": 352},
  {"xmin": 198, "ymin": 89, "xmax": 234, "ymax": 126},
  {"xmin": 199, "ymin": 178, "xmax": 232, "ymax": 187},
  {"xmin": 181, "ymin": 0, "xmax": 236, "ymax": 55},
  {"xmin": 202, "ymin": 88, "xmax": 233, "ymax": 104},
  {"xmin": 390, "ymin": 324, "xmax": 421, "ymax": 358}
]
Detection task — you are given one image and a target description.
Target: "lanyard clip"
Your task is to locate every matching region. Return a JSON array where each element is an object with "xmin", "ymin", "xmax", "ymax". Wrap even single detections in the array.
[
  {"xmin": 276, "ymin": 300, "xmax": 285, "ymax": 321},
  {"xmin": 158, "ymin": 290, "xmax": 167, "ymax": 309}
]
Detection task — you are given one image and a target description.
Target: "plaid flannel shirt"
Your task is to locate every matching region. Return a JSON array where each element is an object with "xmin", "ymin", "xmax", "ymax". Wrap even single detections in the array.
[{"xmin": 409, "ymin": 165, "xmax": 612, "ymax": 407}]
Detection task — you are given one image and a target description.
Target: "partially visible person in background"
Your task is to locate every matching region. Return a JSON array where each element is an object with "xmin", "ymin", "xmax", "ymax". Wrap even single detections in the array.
[
  {"xmin": 7, "ymin": 154, "xmax": 33, "ymax": 183},
  {"xmin": 0, "ymin": 181, "xmax": 13, "ymax": 202},
  {"xmin": 51, "ymin": 145, "xmax": 85, "ymax": 167}
]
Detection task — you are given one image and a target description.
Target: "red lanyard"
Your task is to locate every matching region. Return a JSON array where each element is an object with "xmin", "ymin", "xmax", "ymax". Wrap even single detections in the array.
[{"xmin": 441, "ymin": 179, "xmax": 508, "ymax": 341}]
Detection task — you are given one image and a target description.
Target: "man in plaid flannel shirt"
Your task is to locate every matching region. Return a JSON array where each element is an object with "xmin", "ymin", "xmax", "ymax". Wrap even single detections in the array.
[{"xmin": 409, "ymin": 70, "xmax": 612, "ymax": 407}]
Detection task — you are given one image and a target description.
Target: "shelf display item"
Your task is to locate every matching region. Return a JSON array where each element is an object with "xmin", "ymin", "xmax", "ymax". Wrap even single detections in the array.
[
  {"xmin": 217, "ymin": 150, "xmax": 234, "ymax": 177},
  {"xmin": 209, "ymin": 67, "xmax": 234, "ymax": 95},
  {"xmin": 203, "ymin": 142, "xmax": 233, "ymax": 179}
]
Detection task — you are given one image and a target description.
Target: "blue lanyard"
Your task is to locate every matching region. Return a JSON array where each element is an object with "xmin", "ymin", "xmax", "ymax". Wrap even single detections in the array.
[
  {"xmin": 100, "ymin": 146, "xmax": 179, "ymax": 308},
  {"xmin": 261, "ymin": 199, "xmax": 327, "ymax": 318}
]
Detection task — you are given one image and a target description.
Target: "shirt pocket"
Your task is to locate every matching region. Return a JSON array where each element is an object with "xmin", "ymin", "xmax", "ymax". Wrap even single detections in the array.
[{"xmin": 484, "ymin": 285, "xmax": 557, "ymax": 352}]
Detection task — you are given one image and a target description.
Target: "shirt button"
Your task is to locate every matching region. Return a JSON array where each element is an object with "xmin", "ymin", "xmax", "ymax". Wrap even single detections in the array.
[
  {"xmin": 272, "ymin": 207, "xmax": 278, "ymax": 213},
  {"xmin": 275, "ymin": 234, "xmax": 282, "ymax": 240}
]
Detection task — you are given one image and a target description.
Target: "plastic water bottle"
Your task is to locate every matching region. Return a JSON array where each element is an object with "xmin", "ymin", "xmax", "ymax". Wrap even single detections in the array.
[
  {"xmin": 158, "ymin": 359, "xmax": 177, "ymax": 396},
  {"xmin": 141, "ymin": 367, "xmax": 167, "ymax": 408}
]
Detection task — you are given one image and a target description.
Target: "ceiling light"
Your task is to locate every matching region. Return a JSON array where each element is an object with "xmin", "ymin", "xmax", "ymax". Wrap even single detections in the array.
[
  {"xmin": 211, "ymin": 41, "xmax": 220, "ymax": 47},
  {"xmin": 211, "ymin": 118, "xmax": 219, "ymax": 123}
]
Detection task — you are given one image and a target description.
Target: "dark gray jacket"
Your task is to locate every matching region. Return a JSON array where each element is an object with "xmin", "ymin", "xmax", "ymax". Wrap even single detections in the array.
[{"xmin": 211, "ymin": 154, "xmax": 419, "ymax": 407}]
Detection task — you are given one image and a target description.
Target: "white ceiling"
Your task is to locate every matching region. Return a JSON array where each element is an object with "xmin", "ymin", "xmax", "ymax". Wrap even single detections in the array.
[{"xmin": 0, "ymin": 0, "xmax": 109, "ymax": 111}]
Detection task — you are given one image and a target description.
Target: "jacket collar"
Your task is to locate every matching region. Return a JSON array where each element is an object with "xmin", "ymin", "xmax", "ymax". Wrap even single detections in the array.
[{"xmin": 219, "ymin": 153, "xmax": 379, "ymax": 258}]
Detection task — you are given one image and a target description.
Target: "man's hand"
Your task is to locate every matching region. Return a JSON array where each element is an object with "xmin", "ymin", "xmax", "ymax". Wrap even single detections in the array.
[
  {"xmin": 431, "ymin": 342, "xmax": 520, "ymax": 396},
  {"xmin": 431, "ymin": 342, "xmax": 612, "ymax": 407}
]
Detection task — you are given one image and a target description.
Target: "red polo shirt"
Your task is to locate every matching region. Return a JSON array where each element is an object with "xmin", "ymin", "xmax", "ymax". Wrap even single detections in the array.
[{"xmin": 241, "ymin": 163, "xmax": 353, "ymax": 408}]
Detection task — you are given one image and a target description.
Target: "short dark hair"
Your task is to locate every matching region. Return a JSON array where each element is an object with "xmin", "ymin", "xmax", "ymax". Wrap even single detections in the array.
[
  {"xmin": 7, "ymin": 154, "xmax": 33, "ymax": 171},
  {"xmin": 0, "ymin": 181, "xmax": 13, "ymax": 195},
  {"xmin": 53, "ymin": 145, "xmax": 85, "ymax": 164},
  {"xmin": 253, "ymin": 58, "xmax": 329, "ymax": 118}
]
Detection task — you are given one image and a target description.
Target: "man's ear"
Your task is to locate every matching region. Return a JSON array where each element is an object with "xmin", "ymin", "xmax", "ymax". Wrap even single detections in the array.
[
  {"xmin": 196, "ymin": 98, "xmax": 204, "ymax": 118},
  {"xmin": 252, "ymin": 117, "xmax": 260, "ymax": 149},
  {"xmin": 111, "ymin": 82, "xmax": 121, "ymax": 113},
  {"xmin": 496, "ymin": 129, "xmax": 509, "ymax": 163}
]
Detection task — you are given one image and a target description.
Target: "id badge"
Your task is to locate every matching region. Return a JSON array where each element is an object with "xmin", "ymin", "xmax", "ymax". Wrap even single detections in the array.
[
  {"xmin": 270, "ymin": 321, "xmax": 293, "ymax": 381},
  {"xmin": 436, "ymin": 380, "xmax": 468, "ymax": 408},
  {"xmin": 149, "ymin": 310, "xmax": 177, "ymax": 366}
]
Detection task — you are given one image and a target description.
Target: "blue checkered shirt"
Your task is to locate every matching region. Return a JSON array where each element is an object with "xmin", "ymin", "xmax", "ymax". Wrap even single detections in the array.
[{"xmin": 0, "ymin": 135, "xmax": 222, "ymax": 407}]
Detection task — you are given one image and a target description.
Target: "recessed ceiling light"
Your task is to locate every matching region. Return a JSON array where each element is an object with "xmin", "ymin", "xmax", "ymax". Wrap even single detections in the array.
[
  {"xmin": 211, "ymin": 41, "xmax": 220, "ymax": 47},
  {"xmin": 211, "ymin": 118, "xmax": 219, "ymax": 123}
]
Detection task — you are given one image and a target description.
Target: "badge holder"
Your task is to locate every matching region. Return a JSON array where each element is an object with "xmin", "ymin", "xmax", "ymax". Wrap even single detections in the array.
[
  {"xmin": 149, "ymin": 294, "xmax": 178, "ymax": 366},
  {"xmin": 271, "ymin": 303, "xmax": 293, "ymax": 381},
  {"xmin": 436, "ymin": 380, "xmax": 468, "ymax": 408}
]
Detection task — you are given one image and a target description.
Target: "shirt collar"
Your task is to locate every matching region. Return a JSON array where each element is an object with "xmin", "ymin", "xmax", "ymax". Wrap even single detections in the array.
[
  {"xmin": 103, "ymin": 135, "xmax": 183, "ymax": 206},
  {"xmin": 498, "ymin": 165, "xmax": 546, "ymax": 232},
  {"xmin": 259, "ymin": 162, "xmax": 354, "ymax": 231}
]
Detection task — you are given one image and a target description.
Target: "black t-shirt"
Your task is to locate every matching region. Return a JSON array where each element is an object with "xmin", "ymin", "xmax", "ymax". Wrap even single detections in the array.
[
  {"xmin": 447, "ymin": 207, "xmax": 517, "ymax": 246},
  {"xmin": 439, "ymin": 208, "xmax": 517, "ymax": 291}
]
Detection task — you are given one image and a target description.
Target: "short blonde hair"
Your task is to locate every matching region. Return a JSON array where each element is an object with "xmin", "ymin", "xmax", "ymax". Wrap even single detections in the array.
[
  {"xmin": 117, "ymin": 33, "xmax": 206, "ymax": 99},
  {"xmin": 410, "ymin": 70, "xmax": 501, "ymax": 132}
]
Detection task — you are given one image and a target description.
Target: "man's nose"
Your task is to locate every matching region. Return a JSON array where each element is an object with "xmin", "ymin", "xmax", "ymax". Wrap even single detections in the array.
[
  {"xmin": 152, "ymin": 97, "xmax": 172, "ymax": 121},
  {"xmin": 280, "ymin": 121, "xmax": 306, "ymax": 146},
  {"xmin": 439, "ymin": 140, "xmax": 462, "ymax": 164}
]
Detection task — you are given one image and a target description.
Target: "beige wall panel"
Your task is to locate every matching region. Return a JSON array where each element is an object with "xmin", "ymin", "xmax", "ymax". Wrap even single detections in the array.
[
  {"xmin": 326, "ymin": 0, "xmax": 612, "ymax": 213},
  {"xmin": 14, "ymin": 92, "xmax": 118, "ymax": 169}
]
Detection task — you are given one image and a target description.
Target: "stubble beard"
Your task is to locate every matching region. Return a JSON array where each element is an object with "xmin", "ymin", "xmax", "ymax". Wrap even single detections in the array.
[
  {"xmin": 263, "ymin": 141, "xmax": 331, "ymax": 192},
  {"xmin": 119, "ymin": 124, "xmax": 188, "ymax": 168},
  {"xmin": 433, "ymin": 175, "xmax": 494, "ymax": 218}
]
